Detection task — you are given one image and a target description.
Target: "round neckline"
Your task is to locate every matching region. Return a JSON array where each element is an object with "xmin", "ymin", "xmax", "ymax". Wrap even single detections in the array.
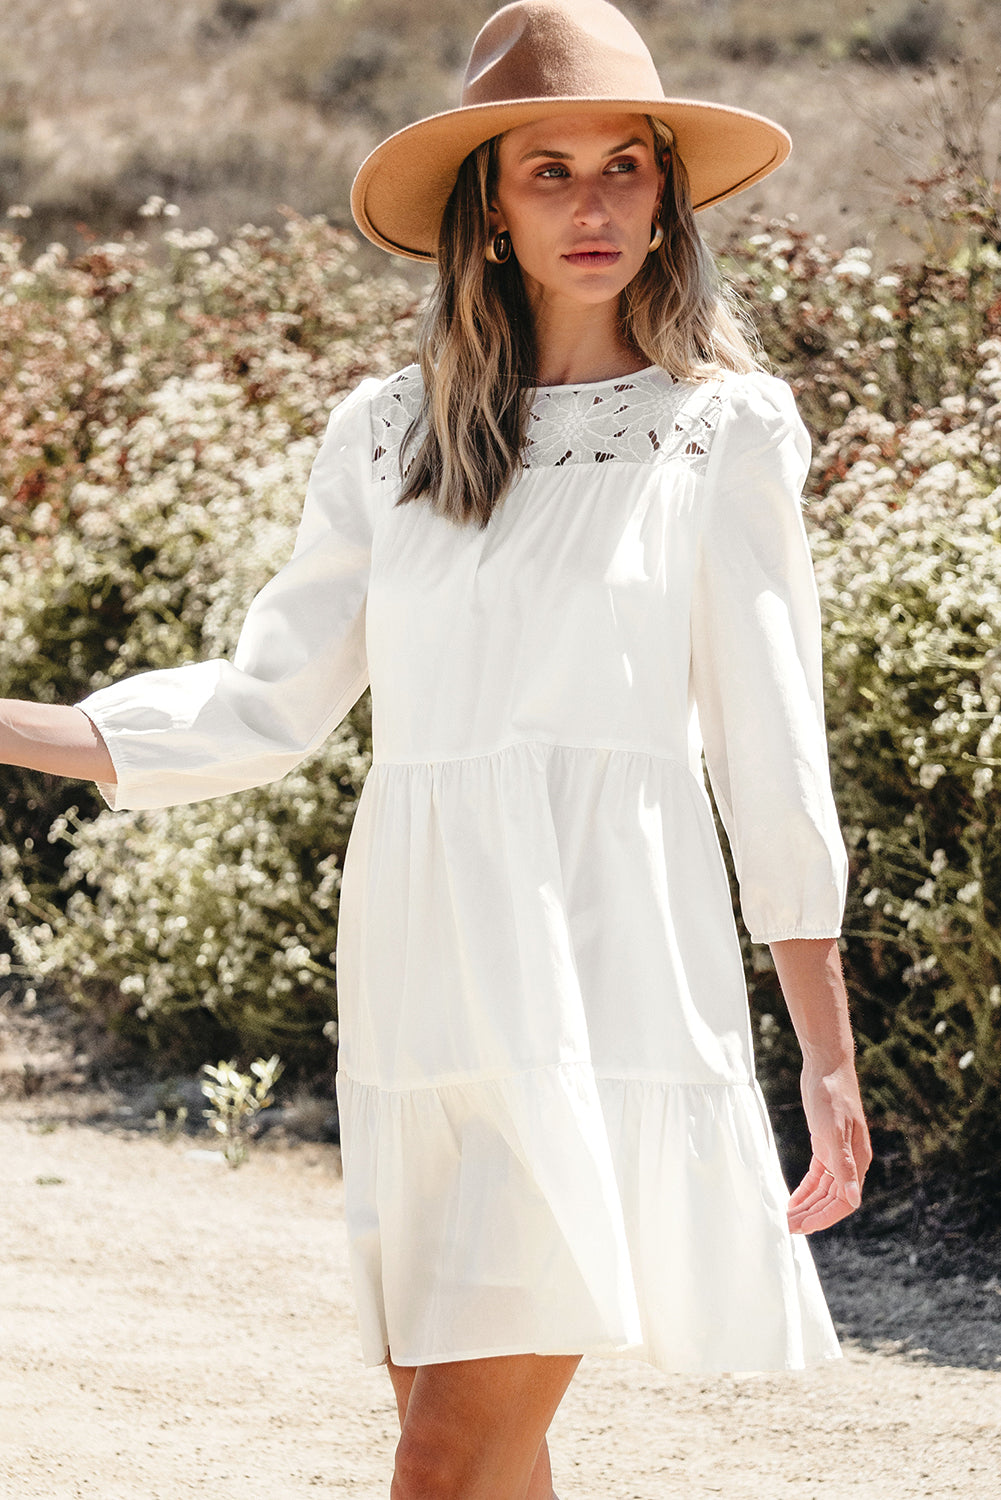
[{"xmin": 530, "ymin": 364, "xmax": 661, "ymax": 394}]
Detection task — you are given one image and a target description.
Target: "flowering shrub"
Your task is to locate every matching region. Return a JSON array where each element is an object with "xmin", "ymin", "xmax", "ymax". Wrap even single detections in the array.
[
  {"xmin": 733, "ymin": 223, "xmax": 1001, "ymax": 1209},
  {"xmin": 722, "ymin": 222, "xmax": 1001, "ymax": 439},
  {"xmin": 1, "ymin": 205, "xmax": 1000, "ymax": 1209},
  {"xmin": 5, "ymin": 707, "xmax": 370, "ymax": 1075},
  {"xmin": 806, "ymin": 343, "xmax": 1001, "ymax": 1208},
  {"xmin": 0, "ymin": 214, "xmax": 416, "ymax": 1069}
]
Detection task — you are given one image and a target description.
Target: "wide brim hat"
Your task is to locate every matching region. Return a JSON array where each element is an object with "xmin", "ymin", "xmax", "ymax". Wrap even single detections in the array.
[{"xmin": 351, "ymin": 0, "xmax": 791, "ymax": 263}]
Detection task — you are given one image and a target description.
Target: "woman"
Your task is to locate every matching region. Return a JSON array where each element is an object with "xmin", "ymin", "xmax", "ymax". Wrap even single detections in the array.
[{"xmin": 1, "ymin": 2, "xmax": 871, "ymax": 1496}]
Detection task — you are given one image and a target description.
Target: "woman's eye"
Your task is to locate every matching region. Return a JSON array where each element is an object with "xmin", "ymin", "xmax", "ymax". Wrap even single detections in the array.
[{"xmin": 532, "ymin": 159, "xmax": 641, "ymax": 180}]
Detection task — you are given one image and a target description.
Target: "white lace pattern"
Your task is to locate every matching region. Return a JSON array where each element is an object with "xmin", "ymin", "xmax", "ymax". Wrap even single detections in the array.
[{"xmin": 371, "ymin": 366, "xmax": 724, "ymax": 485}]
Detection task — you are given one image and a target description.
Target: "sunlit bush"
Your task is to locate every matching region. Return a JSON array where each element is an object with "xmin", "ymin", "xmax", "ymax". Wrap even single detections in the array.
[
  {"xmin": 0, "ymin": 215, "xmax": 416, "ymax": 1069},
  {"xmin": 5, "ymin": 707, "xmax": 370, "ymax": 1076},
  {"xmin": 735, "ymin": 223, "xmax": 1001, "ymax": 1212},
  {"xmin": 807, "ymin": 345, "xmax": 1001, "ymax": 1212}
]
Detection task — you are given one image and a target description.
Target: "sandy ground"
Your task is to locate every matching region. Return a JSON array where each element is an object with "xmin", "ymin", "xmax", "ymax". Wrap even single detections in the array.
[{"xmin": 1, "ymin": 1090, "xmax": 999, "ymax": 1500}]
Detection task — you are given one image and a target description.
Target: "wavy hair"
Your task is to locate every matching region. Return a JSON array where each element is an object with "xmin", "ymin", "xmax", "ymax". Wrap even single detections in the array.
[{"xmin": 398, "ymin": 117, "xmax": 762, "ymax": 527}]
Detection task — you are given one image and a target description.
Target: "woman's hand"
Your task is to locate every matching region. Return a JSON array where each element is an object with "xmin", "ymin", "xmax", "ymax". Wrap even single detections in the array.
[
  {"xmin": 769, "ymin": 938, "xmax": 872, "ymax": 1236},
  {"xmin": 786, "ymin": 1059, "xmax": 871, "ymax": 1234}
]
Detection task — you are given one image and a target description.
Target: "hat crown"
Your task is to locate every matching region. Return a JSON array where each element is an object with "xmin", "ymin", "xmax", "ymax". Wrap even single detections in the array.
[{"xmin": 461, "ymin": 0, "xmax": 665, "ymax": 108}]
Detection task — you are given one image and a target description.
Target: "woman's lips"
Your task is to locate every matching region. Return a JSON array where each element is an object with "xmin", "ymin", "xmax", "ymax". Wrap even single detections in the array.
[{"xmin": 562, "ymin": 250, "xmax": 621, "ymax": 268}]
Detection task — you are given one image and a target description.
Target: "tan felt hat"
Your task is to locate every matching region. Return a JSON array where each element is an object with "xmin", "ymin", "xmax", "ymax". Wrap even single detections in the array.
[{"xmin": 350, "ymin": 0, "xmax": 791, "ymax": 263}]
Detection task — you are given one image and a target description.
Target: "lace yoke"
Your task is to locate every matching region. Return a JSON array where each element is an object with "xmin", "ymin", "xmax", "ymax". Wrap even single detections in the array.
[{"xmin": 370, "ymin": 367, "xmax": 725, "ymax": 487}]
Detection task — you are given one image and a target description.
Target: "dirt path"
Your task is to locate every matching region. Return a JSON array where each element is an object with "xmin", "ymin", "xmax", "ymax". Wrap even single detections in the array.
[{"xmin": 1, "ymin": 1100, "xmax": 998, "ymax": 1500}]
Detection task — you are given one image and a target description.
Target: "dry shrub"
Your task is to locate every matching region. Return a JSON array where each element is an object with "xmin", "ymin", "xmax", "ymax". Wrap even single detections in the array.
[
  {"xmin": 4, "ymin": 0, "xmax": 1001, "ymax": 259},
  {"xmin": 846, "ymin": 1, "xmax": 948, "ymax": 67}
]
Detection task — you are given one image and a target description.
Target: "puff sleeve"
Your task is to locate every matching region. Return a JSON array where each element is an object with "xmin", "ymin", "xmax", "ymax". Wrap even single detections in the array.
[
  {"xmin": 78, "ymin": 377, "xmax": 380, "ymax": 811},
  {"xmin": 690, "ymin": 372, "xmax": 848, "ymax": 944}
]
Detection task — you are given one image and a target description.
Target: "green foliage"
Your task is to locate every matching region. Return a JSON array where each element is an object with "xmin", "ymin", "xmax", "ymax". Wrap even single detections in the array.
[
  {"xmin": 732, "ymin": 213, "xmax": 1001, "ymax": 1215},
  {"xmin": 9, "ymin": 703, "xmax": 369, "ymax": 1074},
  {"xmin": 0, "ymin": 217, "xmax": 415, "ymax": 1069},
  {"xmin": 808, "ymin": 353, "xmax": 1001, "ymax": 1213},
  {"xmin": 155, "ymin": 1094, "xmax": 189, "ymax": 1142},
  {"xmin": 201, "ymin": 1053, "xmax": 283, "ymax": 1167},
  {"xmin": 723, "ymin": 231, "xmax": 1001, "ymax": 437}
]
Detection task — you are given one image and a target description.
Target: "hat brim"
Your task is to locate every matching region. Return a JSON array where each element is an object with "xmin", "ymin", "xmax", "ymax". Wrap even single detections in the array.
[{"xmin": 351, "ymin": 96, "xmax": 791, "ymax": 262}]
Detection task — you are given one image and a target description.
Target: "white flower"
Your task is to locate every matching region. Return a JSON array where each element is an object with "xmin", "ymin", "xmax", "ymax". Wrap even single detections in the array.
[
  {"xmin": 958, "ymin": 1050, "xmax": 975, "ymax": 1070},
  {"xmin": 832, "ymin": 251, "xmax": 872, "ymax": 282},
  {"xmin": 974, "ymin": 766, "xmax": 995, "ymax": 797}
]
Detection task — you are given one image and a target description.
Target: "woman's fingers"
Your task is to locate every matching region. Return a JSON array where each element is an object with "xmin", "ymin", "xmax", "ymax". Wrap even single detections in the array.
[
  {"xmin": 852, "ymin": 1114, "xmax": 874, "ymax": 1186},
  {"xmin": 787, "ymin": 1156, "xmax": 827, "ymax": 1212},
  {"xmin": 831, "ymin": 1131, "xmax": 863, "ymax": 1210},
  {"xmin": 789, "ymin": 1194, "xmax": 852, "ymax": 1234},
  {"xmin": 787, "ymin": 1157, "xmax": 838, "ymax": 1231},
  {"xmin": 792, "ymin": 1067, "xmax": 873, "ymax": 1235},
  {"xmin": 787, "ymin": 1152, "xmax": 861, "ymax": 1234}
]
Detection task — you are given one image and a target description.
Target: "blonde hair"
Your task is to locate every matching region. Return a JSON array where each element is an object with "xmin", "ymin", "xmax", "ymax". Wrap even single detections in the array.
[{"xmin": 398, "ymin": 117, "xmax": 762, "ymax": 527}]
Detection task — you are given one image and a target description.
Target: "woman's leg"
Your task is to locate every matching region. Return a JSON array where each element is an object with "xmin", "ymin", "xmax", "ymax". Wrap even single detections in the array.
[
  {"xmin": 386, "ymin": 1351, "xmax": 579, "ymax": 1500},
  {"xmin": 386, "ymin": 1358, "xmax": 558, "ymax": 1496}
]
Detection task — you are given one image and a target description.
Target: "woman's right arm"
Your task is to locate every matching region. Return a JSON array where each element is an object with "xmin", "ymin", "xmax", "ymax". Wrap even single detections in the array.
[
  {"xmin": 3, "ymin": 376, "xmax": 381, "ymax": 813},
  {"xmin": 0, "ymin": 700, "xmax": 116, "ymax": 784}
]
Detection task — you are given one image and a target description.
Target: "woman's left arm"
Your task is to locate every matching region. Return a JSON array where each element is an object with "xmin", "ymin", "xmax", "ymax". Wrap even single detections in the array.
[
  {"xmin": 691, "ymin": 373, "xmax": 871, "ymax": 1232},
  {"xmin": 770, "ymin": 937, "xmax": 872, "ymax": 1235}
]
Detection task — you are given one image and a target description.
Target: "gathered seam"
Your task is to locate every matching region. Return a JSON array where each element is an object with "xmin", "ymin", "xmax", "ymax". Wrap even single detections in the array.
[
  {"xmin": 369, "ymin": 738, "xmax": 693, "ymax": 772},
  {"xmin": 337, "ymin": 1063, "xmax": 755, "ymax": 1095}
]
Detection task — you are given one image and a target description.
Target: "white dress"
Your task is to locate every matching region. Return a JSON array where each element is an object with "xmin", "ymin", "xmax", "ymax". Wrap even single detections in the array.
[{"xmin": 80, "ymin": 363, "xmax": 848, "ymax": 1374}]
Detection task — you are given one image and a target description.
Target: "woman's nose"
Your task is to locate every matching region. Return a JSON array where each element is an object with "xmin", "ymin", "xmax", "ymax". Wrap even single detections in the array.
[{"xmin": 572, "ymin": 181, "xmax": 610, "ymax": 226}]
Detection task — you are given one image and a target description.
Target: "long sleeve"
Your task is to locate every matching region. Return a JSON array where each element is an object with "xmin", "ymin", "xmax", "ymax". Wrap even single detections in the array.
[
  {"xmin": 690, "ymin": 372, "xmax": 848, "ymax": 943},
  {"xmin": 78, "ymin": 377, "xmax": 381, "ymax": 811}
]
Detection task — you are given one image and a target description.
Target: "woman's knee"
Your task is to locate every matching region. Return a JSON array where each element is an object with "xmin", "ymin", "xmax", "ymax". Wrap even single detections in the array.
[{"xmin": 391, "ymin": 1422, "xmax": 469, "ymax": 1500}]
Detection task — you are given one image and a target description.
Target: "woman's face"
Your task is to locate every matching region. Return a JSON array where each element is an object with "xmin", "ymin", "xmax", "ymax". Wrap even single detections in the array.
[{"xmin": 490, "ymin": 111, "xmax": 666, "ymax": 315}]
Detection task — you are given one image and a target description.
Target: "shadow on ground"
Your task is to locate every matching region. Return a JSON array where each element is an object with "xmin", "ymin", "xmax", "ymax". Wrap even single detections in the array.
[{"xmin": 812, "ymin": 1227, "xmax": 1001, "ymax": 1372}]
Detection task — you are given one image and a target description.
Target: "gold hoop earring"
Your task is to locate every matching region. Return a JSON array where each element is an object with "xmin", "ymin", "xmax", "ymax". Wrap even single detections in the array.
[
  {"xmin": 485, "ymin": 231, "xmax": 512, "ymax": 265},
  {"xmin": 648, "ymin": 221, "xmax": 665, "ymax": 254}
]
